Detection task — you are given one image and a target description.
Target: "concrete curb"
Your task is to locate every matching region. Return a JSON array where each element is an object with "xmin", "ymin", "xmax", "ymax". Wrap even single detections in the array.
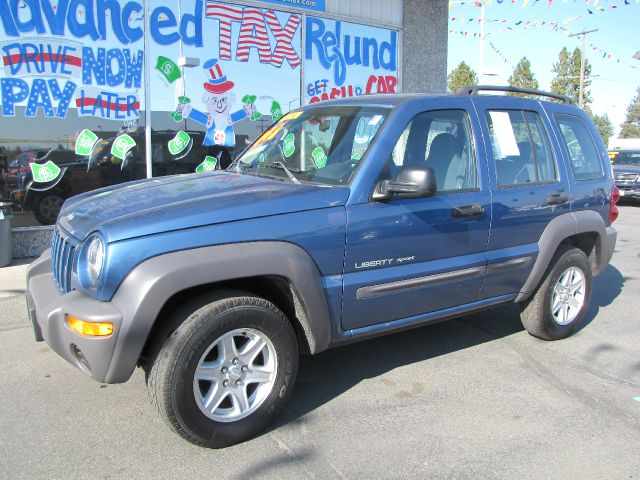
[{"xmin": 12, "ymin": 226, "xmax": 52, "ymax": 259}]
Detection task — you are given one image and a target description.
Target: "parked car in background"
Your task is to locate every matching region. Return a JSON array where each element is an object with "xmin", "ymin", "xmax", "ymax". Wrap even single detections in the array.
[
  {"xmin": 22, "ymin": 131, "xmax": 234, "ymax": 225},
  {"xmin": 610, "ymin": 149, "xmax": 640, "ymax": 202},
  {"xmin": 1, "ymin": 149, "xmax": 76, "ymax": 205}
]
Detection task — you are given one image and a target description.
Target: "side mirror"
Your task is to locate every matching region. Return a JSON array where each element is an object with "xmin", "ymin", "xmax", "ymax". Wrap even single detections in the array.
[{"xmin": 372, "ymin": 167, "xmax": 437, "ymax": 201}]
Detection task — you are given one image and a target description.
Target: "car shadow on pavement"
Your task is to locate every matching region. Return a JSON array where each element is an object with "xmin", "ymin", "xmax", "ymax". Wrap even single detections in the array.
[
  {"xmin": 274, "ymin": 264, "xmax": 625, "ymax": 431},
  {"xmin": 275, "ymin": 304, "xmax": 524, "ymax": 432},
  {"xmin": 580, "ymin": 264, "xmax": 625, "ymax": 332}
]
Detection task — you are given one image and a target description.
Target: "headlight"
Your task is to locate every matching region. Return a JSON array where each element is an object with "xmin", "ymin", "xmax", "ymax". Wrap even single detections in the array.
[{"xmin": 80, "ymin": 235, "xmax": 105, "ymax": 288}]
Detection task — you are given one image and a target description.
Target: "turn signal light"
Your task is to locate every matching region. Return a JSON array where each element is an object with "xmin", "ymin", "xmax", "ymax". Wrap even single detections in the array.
[{"xmin": 66, "ymin": 315, "xmax": 113, "ymax": 337}]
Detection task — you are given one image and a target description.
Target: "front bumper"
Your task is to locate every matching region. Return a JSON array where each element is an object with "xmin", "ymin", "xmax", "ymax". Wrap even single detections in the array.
[{"xmin": 26, "ymin": 250, "xmax": 123, "ymax": 382}]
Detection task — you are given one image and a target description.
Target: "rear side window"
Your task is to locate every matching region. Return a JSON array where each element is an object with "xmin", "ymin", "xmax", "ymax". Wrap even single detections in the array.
[
  {"xmin": 485, "ymin": 110, "xmax": 558, "ymax": 187},
  {"xmin": 555, "ymin": 114, "xmax": 604, "ymax": 180}
]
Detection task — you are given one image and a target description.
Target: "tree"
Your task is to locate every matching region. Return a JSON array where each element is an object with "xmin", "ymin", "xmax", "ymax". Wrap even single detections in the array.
[
  {"xmin": 508, "ymin": 57, "xmax": 539, "ymax": 97},
  {"xmin": 591, "ymin": 113, "xmax": 614, "ymax": 147},
  {"xmin": 550, "ymin": 47, "xmax": 592, "ymax": 108},
  {"xmin": 447, "ymin": 61, "xmax": 478, "ymax": 93},
  {"xmin": 620, "ymin": 87, "xmax": 640, "ymax": 138}
]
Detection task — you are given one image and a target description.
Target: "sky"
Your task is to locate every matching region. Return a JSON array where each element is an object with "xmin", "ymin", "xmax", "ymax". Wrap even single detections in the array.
[{"xmin": 447, "ymin": 0, "xmax": 640, "ymax": 137}]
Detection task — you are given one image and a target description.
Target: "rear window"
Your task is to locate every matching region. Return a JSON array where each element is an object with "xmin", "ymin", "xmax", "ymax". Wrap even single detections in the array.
[{"xmin": 555, "ymin": 114, "xmax": 604, "ymax": 180}]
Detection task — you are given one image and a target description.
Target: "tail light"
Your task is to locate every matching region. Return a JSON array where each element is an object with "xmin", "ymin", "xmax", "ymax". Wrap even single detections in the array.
[{"xmin": 609, "ymin": 185, "xmax": 620, "ymax": 224}]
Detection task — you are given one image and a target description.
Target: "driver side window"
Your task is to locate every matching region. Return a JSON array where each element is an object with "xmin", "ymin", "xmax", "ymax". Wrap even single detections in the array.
[{"xmin": 390, "ymin": 109, "xmax": 477, "ymax": 193}]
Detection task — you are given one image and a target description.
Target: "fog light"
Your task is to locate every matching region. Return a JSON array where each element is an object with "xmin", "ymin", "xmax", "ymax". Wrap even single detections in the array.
[{"xmin": 66, "ymin": 315, "xmax": 113, "ymax": 337}]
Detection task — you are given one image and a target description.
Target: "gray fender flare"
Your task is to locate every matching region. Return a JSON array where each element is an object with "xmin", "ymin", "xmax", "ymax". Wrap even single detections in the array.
[
  {"xmin": 515, "ymin": 210, "xmax": 614, "ymax": 303},
  {"xmin": 104, "ymin": 241, "xmax": 332, "ymax": 383}
]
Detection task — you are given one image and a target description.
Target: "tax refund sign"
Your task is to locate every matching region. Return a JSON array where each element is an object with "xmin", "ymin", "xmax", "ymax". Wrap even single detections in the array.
[{"xmin": 304, "ymin": 16, "xmax": 399, "ymax": 104}]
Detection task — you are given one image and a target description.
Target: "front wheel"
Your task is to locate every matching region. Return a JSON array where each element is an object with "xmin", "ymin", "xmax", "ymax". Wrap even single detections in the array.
[
  {"xmin": 520, "ymin": 246, "xmax": 592, "ymax": 340},
  {"xmin": 147, "ymin": 293, "xmax": 299, "ymax": 448}
]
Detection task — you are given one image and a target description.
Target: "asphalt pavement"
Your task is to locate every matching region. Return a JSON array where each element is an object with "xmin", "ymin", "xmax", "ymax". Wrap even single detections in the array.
[{"xmin": 1, "ymin": 206, "xmax": 639, "ymax": 479}]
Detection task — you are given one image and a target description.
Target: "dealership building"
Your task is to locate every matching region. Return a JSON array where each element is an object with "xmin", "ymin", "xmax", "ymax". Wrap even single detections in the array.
[{"xmin": 0, "ymin": 0, "xmax": 448, "ymax": 256}]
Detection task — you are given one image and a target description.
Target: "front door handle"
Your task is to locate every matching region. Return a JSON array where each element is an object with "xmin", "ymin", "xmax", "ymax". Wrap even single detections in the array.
[
  {"xmin": 546, "ymin": 193, "xmax": 569, "ymax": 205},
  {"xmin": 452, "ymin": 204, "xmax": 485, "ymax": 218}
]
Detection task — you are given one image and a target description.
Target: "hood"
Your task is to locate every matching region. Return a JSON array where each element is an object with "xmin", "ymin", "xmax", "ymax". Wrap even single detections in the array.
[
  {"xmin": 613, "ymin": 164, "xmax": 640, "ymax": 174},
  {"xmin": 58, "ymin": 172, "xmax": 350, "ymax": 242}
]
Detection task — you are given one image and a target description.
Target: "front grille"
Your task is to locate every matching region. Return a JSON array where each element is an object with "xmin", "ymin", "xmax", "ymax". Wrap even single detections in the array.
[
  {"xmin": 51, "ymin": 228, "xmax": 76, "ymax": 294},
  {"xmin": 615, "ymin": 173, "xmax": 638, "ymax": 183}
]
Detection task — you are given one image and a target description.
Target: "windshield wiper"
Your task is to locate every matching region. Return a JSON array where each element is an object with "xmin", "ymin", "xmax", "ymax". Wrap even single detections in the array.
[
  {"xmin": 249, "ymin": 160, "xmax": 301, "ymax": 184},
  {"xmin": 269, "ymin": 161, "xmax": 301, "ymax": 184}
]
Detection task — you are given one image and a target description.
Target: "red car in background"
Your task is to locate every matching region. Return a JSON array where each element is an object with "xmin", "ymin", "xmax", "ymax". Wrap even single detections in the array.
[{"xmin": 1, "ymin": 150, "xmax": 40, "ymax": 203}]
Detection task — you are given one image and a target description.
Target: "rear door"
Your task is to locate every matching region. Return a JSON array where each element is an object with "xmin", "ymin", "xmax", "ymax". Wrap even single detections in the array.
[
  {"xmin": 472, "ymin": 96, "xmax": 571, "ymax": 300},
  {"xmin": 342, "ymin": 99, "xmax": 491, "ymax": 331}
]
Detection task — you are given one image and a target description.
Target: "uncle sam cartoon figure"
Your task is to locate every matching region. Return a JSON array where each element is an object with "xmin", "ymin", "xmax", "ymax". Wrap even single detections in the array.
[{"xmin": 176, "ymin": 59, "xmax": 256, "ymax": 148}]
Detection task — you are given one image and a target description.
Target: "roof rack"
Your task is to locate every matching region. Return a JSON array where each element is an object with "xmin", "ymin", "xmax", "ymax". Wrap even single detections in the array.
[{"xmin": 455, "ymin": 85, "xmax": 574, "ymax": 105}]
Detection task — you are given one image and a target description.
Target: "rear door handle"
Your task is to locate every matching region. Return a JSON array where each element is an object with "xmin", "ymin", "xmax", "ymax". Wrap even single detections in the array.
[
  {"xmin": 452, "ymin": 204, "xmax": 485, "ymax": 218},
  {"xmin": 546, "ymin": 193, "xmax": 568, "ymax": 205}
]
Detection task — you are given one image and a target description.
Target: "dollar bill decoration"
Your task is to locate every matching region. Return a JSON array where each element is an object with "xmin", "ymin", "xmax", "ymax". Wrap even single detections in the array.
[
  {"xmin": 155, "ymin": 56, "xmax": 181, "ymax": 84},
  {"xmin": 270, "ymin": 101, "xmax": 283, "ymax": 122},
  {"xmin": 312, "ymin": 146, "xmax": 328, "ymax": 168},
  {"xmin": 282, "ymin": 133, "xmax": 295, "ymax": 158},
  {"xmin": 195, "ymin": 156, "xmax": 218, "ymax": 173},
  {"xmin": 30, "ymin": 161, "xmax": 61, "ymax": 183},
  {"xmin": 111, "ymin": 134, "xmax": 136, "ymax": 160},
  {"xmin": 75, "ymin": 129, "xmax": 98, "ymax": 156},
  {"xmin": 242, "ymin": 94, "xmax": 262, "ymax": 121},
  {"xmin": 168, "ymin": 131, "xmax": 191, "ymax": 156},
  {"xmin": 170, "ymin": 96, "xmax": 191, "ymax": 122}
]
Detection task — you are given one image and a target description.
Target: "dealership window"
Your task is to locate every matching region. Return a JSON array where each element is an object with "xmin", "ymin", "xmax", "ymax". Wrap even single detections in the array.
[{"xmin": 0, "ymin": 0, "xmax": 400, "ymax": 227}]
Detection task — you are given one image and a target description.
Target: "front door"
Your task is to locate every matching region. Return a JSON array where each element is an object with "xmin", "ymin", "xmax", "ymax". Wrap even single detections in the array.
[{"xmin": 342, "ymin": 106, "xmax": 491, "ymax": 331}]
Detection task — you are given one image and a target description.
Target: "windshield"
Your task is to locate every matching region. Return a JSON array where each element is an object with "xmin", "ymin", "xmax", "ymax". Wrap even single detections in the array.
[
  {"xmin": 614, "ymin": 151, "xmax": 640, "ymax": 166},
  {"xmin": 234, "ymin": 106, "xmax": 388, "ymax": 185}
]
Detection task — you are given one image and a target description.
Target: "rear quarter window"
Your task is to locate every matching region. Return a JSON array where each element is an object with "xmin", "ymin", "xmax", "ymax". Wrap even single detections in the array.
[{"xmin": 554, "ymin": 114, "xmax": 604, "ymax": 181}]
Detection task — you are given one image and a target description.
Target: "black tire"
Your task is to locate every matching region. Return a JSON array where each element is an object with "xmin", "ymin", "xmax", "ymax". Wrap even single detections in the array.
[
  {"xmin": 520, "ymin": 245, "xmax": 592, "ymax": 340},
  {"xmin": 147, "ymin": 292, "xmax": 298, "ymax": 448},
  {"xmin": 33, "ymin": 194, "xmax": 64, "ymax": 225}
]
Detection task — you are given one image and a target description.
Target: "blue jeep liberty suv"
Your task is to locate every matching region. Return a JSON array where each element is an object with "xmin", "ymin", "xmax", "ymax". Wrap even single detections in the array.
[{"xmin": 26, "ymin": 86, "xmax": 619, "ymax": 448}]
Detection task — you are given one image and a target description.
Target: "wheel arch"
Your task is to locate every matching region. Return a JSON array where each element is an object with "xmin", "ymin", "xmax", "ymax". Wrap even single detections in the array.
[
  {"xmin": 515, "ymin": 210, "xmax": 610, "ymax": 303},
  {"xmin": 105, "ymin": 242, "xmax": 333, "ymax": 383}
]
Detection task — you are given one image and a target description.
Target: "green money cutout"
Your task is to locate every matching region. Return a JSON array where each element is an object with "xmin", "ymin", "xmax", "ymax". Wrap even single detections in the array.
[
  {"xmin": 75, "ymin": 129, "xmax": 98, "ymax": 156},
  {"xmin": 282, "ymin": 133, "xmax": 295, "ymax": 158},
  {"xmin": 271, "ymin": 101, "xmax": 283, "ymax": 122},
  {"xmin": 111, "ymin": 134, "xmax": 136, "ymax": 160},
  {"xmin": 30, "ymin": 161, "xmax": 61, "ymax": 183},
  {"xmin": 351, "ymin": 152, "xmax": 362, "ymax": 162},
  {"xmin": 168, "ymin": 131, "xmax": 191, "ymax": 155},
  {"xmin": 195, "ymin": 156, "xmax": 218, "ymax": 173},
  {"xmin": 170, "ymin": 96, "xmax": 191, "ymax": 122},
  {"xmin": 242, "ymin": 95, "xmax": 257, "ymax": 104},
  {"xmin": 241, "ymin": 95, "xmax": 262, "ymax": 121},
  {"xmin": 155, "ymin": 56, "xmax": 181, "ymax": 84},
  {"xmin": 312, "ymin": 146, "xmax": 328, "ymax": 168}
]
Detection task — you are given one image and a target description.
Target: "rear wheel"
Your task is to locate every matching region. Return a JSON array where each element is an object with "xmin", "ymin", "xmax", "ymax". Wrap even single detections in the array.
[
  {"xmin": 520, "ymin": 246, "xmax": 592, "ymax": 340},
  {"xmin": 147, "ymin": 293, "xmax": 298, "ymax": 448}
]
